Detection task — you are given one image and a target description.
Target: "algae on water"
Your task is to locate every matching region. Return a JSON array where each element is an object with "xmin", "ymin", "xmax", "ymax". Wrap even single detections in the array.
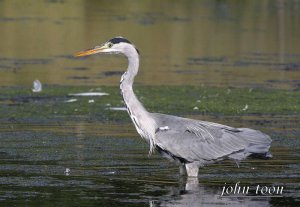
[{"xmin": 0, "ymin": 85, "xmax": 299, "ymax": 123}]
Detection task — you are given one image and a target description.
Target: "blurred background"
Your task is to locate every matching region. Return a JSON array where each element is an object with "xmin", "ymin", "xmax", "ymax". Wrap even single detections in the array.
[{"xmin": 0, "ymin": 0, "xmax": 299, "ymax": 89}]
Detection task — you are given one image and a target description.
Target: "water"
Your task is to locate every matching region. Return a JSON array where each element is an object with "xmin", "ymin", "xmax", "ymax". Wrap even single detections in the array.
[
  {"xmin": 0, "ymin": 0, "xmax": 299, "ymax": 206},
  {"xmin": 0, "ymin": 0, "xmax": 299, "ymax": 89},
  {"xmin": 0, "ymin": 117, "xmax": 299, "ymax": 206}
]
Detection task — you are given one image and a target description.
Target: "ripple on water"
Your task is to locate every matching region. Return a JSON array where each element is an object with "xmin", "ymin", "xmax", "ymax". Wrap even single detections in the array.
[{"xmin": 0, "ymin": 113, "xmax": 299, "ymax": 205}]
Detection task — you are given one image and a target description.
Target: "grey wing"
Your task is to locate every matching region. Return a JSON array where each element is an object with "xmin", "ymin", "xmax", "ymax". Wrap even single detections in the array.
[{"xmin": 151, "ymin": 113, "xmax": 272, "ymax": 162}]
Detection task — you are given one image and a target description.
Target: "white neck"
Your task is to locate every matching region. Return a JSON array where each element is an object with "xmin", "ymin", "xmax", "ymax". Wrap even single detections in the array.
[{"xmin": 119, "ymin": 46, "xmax": 157, "ymax": 153}]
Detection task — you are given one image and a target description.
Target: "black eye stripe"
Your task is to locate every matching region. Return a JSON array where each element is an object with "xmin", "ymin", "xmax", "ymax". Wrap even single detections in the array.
[
  {"xmin": 109, "ymin": 37, "xmax": 132, "ymax": 44},
  {"xmin": 107, "ymin": 37, "xmax": 140, "ymax": 55}
]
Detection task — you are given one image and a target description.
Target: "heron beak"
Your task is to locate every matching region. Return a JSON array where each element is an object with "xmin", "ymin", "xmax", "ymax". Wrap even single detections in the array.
[{"xmin": 74, "ymin": 45, "xmax": 108, "ymax": 57}]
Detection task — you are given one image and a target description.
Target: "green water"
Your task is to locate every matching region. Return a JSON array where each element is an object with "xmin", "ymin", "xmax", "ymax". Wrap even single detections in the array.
[{"xmin": 0, "ymin": 0, "xmax": 299, "ymax": 206}]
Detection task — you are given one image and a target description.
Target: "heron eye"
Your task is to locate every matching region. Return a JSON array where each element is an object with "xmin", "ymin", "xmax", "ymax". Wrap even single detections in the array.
[{"xmin": 107, "ymin": 42, "xmax": 113, "ymax": 48}]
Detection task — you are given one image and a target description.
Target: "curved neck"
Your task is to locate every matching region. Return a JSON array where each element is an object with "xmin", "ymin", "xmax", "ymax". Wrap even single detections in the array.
[
  {"xmin": 120, "ymin": 52, "xmax": 157, "ymax": 152},
  {"xmin": 120, "ymin": 54, "xmax": 148, "ymax": 119},
  {"xmin": 121, "ymin": 54, "xmax": 139, "ymax": 86}
]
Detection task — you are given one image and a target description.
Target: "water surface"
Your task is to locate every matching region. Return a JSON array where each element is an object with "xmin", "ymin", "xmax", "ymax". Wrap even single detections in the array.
[
  {"xmin": 0, "ymin": 0, "xmax": 299, "ymax": 89},
  {"xmin": 0, "ymin": 0, "xmax": 299, "ymax": 206}
]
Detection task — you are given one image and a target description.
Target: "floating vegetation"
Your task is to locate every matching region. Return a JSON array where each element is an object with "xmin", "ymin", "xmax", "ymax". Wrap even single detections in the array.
[{"xmin": 0, "ymin": 85, "xmax": 299, "ymax": 124}]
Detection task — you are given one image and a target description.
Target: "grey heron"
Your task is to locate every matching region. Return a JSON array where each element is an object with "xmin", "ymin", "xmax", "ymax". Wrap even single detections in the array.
[{"xmin": 75, "ymin": 37, "xmax": 272, "ymax": 177}]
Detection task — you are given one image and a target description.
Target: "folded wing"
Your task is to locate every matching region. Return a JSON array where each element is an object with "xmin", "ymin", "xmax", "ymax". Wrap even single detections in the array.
[{"xmin": 152, "ymin": 113, "xmax": 272, "ymax": 163}]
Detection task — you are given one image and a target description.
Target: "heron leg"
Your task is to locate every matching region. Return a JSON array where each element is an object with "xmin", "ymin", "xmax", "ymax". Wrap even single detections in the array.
[{"xmin": 185, "ymin": 163, "xmax": 199, "ymax": 177}]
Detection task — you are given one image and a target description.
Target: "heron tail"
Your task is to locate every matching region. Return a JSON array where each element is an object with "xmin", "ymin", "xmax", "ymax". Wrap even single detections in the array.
[{"xmin": 228, "ymin": 128, "xmax": 272, "ymax": 160}]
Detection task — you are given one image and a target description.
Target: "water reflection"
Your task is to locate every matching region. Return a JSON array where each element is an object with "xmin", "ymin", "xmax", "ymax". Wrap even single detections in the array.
[
  {"xmin": 150, "ymin": 179, "xmax": 270, "ymax": 207},
  {"xmin": 0, "ymin": 117, "xmax": 299, "ymax": 206},
  {"xmin": 0, "ymin": 0, "xmax": 299, "ymax": 89}
]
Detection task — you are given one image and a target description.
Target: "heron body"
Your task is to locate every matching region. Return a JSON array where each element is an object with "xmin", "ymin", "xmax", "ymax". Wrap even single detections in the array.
[{"xmin": 75, "ymin": 37, "xmax": 272, "ymax": 177}]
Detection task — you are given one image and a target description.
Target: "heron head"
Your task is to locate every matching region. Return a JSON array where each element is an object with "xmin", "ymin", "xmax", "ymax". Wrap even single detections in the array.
[{"xmin": 75, "ymin": 36, "xmax": 139, "ymax": 57}]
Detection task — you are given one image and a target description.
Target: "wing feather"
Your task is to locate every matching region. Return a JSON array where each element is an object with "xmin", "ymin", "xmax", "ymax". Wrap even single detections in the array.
[{"xmin": 152, "ymin": 113, "xmax": 271, "ymax": 162}]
